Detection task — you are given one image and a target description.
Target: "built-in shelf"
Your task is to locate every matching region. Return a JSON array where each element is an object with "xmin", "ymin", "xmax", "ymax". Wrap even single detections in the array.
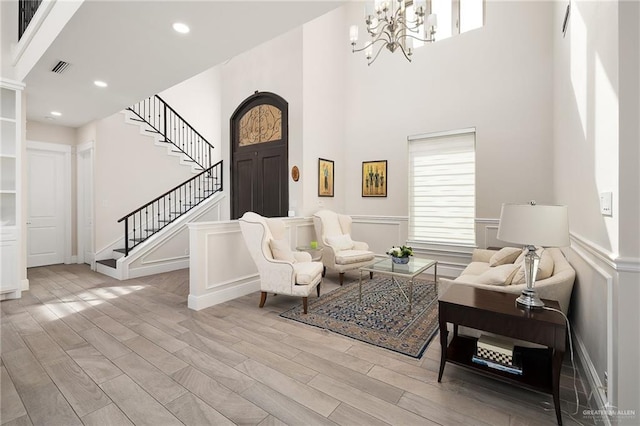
[
  {"xmin": 0, "ymin": 79, "xmax": 24, "ymax": 299},
  {"xmin": 1, "ymin": 157, "xmax": 16, "ymax": 191},
  {"xmin": 0, "ymin": 193, "xmax": 16, "ymax": 226}
]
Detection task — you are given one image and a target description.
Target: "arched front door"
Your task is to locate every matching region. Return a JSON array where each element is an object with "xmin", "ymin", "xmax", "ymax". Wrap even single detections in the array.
[{"xmin": 230, "ymin": 92, "xmax": 288, "ymax": 220}]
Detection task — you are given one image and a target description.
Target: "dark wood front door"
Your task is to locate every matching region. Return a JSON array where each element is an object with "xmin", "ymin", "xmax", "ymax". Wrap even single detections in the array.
[{"xmin": 231, "ymin": 92, "xmax": 288, "ymax": 219}]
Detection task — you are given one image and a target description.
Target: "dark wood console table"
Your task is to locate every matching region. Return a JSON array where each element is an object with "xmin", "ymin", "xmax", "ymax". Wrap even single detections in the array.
[{"xmin": 437, "ymin": 286, "xmax": 567, "ymax": 425}]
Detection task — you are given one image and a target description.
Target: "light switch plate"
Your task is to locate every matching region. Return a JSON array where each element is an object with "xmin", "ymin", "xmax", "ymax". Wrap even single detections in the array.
[{"xmin": 600, "ymin": 192, "xmax": 613, "ymax": 216}]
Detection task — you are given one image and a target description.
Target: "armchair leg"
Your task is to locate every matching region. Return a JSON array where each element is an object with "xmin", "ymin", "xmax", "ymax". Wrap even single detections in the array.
[
  {"xmin": 322, "ymin": 267, "xmax": 326, "ymax": 277},
  {"xmin": 339, "ymin": 273, "xmax": 344, "ymax": 286},
  {"xmin": 302, "ymin": 297, "xmax": 308, "ymax": 314},
  {"xmin": 317, "ymin": 282, "xmax": 321, "ymax": 297},
  {"xmin": 259, "ymin": 291, "xmax": 267, "ymax": 308},
  {"xmin": 370, "ymin": 272, "xmax": 374, "ymax": 279}
]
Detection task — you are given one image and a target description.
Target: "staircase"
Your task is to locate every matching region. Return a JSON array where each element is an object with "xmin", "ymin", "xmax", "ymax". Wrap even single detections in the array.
[
  {"xmin": 127, "ymin": 94, "xmax": 212, "ymax": 171},
  {"xmin": 96, "ymin": 95, "xmax": 223, "ymax": 278}
]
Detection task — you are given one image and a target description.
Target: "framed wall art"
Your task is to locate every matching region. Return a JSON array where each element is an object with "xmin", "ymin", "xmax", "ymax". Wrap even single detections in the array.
[
  {"xmin": 318, "ymin": 158, "xmax": 334, "ymax": 197},
  {"xmin": 362, "ymin": 160, "xmax": 387, "ymax": 197}
]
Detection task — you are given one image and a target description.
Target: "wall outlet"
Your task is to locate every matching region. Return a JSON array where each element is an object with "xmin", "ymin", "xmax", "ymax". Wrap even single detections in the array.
[{"xmin": 600, "ymin": 192, "xmax": 613, "ymax": 216}]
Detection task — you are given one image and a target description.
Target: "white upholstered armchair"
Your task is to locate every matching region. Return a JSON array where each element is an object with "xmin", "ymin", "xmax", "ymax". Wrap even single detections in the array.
[
  {"xmin": 312, "ymin": 210, "xmax": 375, "ymax": 285},
  {"xmin": 239, "ymin": 212, "xmax": 323, "ymax": 314}
]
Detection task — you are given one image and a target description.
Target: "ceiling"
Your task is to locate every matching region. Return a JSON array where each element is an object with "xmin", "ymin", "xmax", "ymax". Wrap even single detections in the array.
[{"xmin": 23, "ymin": 1, "xmax": 344, "ymax": 128}]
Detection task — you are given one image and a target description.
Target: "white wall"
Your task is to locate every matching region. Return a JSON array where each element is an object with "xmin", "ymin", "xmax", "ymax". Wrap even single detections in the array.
[
  {"xmin": 159, "ymin": 66, "xmax": 223, "ymax": 166},
  {"xmin": 301, "ymin": 7, "xmax": 348, "ymax": 216},
  {"xmin": 553, "ymin": 0, "xmax": 614, "ymax": 409},
  {"xmin": 554, "ymin": 0, "xmax": 640, "ymax": 417},
  {"xmin": 213, "ymin": 1, "xmax": 557, "ymax": 225},
  {"xmin": 343, "ymin": 1, "xmax": 555, "ymax": 220},
  {"xmin": 92, "ymin": 112, "xmax": 197, "ymax": 251},
  {"xmin": 219, "ymin": 28, "xmax": 305, "ymax": 220}
]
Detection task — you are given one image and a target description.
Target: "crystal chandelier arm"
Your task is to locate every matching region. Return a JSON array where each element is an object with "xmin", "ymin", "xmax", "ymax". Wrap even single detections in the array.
[
  {"xmin": 399, "ymin": 33, "xmax": 434, "ymax": 44},
  {"xmin": 396, "ymin": 40, "xmax": 413, "ymax": 62},
  {"xmin": 367, "ymin": 42, "xmax": 389, "ymax": 66},
  {"xmin": 352, "ymin": 36, "xmax": 389, "ymax": 54},
  {"xmin": 366, "ymin": 17, "xmax": 390, "ymax": 35}
]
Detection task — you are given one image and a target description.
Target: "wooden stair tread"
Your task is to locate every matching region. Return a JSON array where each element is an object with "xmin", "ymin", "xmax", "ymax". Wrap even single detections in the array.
[{"xmin": 96, "ymin": 259, "xmax": 117, "ymax": 268}]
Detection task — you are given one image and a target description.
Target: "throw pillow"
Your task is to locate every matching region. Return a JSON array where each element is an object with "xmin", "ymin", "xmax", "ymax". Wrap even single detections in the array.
[
  {"xmin": 512, "ymin": 248, "xmax": 555, "ymax": 284},
  {"xmin": 269, "ymin": 238, "xmax": 296, "ymax": 263},
  {"xmin": 326, "ymin": 234, "xmax": 355, "ymax": 251},
  {"xmin": 471, "ymin": 264, "xmax": 520, "ymax": 286},
  {"xmin": 489, "ymin": 247, "xmax": 522, "ymax": 267}
]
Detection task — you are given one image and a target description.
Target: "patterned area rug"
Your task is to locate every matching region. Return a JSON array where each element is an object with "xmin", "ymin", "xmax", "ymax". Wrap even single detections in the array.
[{"xmin": 280, "ymin": 276, "xmax": 439, "ymax": 358}]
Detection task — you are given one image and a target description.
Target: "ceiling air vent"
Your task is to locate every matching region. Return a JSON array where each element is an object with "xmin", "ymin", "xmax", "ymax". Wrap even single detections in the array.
[{"xmin": 51, "ymin": 60, "xmax": 70, "ymax": 74}]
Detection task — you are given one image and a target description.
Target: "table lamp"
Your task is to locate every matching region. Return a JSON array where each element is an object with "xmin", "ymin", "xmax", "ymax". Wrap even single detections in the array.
[{"xmin": 497, "ymin": 202, "xmax": 570, "ymax": 309}]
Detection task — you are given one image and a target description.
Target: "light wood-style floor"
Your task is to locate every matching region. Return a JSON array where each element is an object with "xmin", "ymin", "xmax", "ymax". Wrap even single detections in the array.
[{"xmin": 1, "ymin": 264, "xmax": 596, "ymax": 426}]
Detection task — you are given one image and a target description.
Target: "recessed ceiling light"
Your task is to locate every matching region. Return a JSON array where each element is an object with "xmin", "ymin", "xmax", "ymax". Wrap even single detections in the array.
[
  {"xmin": 172, "ymin": 22, "xmax": 190, "ymax": 34},
  {"xmin": 94, "ymin": 80, "xmax": 108, "ymax": 88},
  {"xmin": 51, "ymin": 111, "xmax": 62, "ymax": 116}
]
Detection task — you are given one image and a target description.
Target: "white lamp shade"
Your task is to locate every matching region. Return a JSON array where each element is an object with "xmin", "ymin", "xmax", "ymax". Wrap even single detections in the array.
[{"xmin": 497, "ymin": 203, "xmax": 570, "ymax": 247}]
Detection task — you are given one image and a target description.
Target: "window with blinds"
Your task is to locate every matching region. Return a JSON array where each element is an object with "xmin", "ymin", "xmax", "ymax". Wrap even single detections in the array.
[{"xmin": 408, "ymin": 129, "xmax": 476, "ymax": 246}]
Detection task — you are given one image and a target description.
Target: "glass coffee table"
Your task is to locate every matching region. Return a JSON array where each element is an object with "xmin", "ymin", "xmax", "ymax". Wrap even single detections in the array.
[{"xmin": 359, "ymin": 257, "xmax": 438, "ymax": 313}]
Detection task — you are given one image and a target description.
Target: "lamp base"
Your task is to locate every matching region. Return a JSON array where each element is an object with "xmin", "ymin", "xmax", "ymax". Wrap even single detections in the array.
[{"xmin": 516, "ymin": 289, "xmax": 545, "ymax": 309}]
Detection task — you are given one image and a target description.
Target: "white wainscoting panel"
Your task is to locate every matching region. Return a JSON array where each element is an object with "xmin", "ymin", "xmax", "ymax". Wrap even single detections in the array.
[
  {"xmin": 567, "ymin": 233, "xmax": 615, "ymax": 415},
  {"xmin": 350, "ymin": 215, "xmax": 408, "ymax": 256}
]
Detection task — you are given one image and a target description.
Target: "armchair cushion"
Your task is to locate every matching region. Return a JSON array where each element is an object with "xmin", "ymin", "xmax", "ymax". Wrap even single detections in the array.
[
  {"xmin": 335, "ymin": 249, "xmax": 376, "ymax": 265},
  {"xmin": 293, "ymin": 251, "xmax": 312, "ymax": 263},
  {"xmin": 326, "ymin": 234, "xmax": 355, "ymax": 251},
  {"xmin": 464, "ymin": 263, "xmax": 519, "ymax": 286},
  {"xmin": 269, "ymin": 238, "xmax": 296, "ymax": 263},
  {"xmin": 489, "ymin": 247, "xmax": 522, "ymax": 266},
  {"xmin": 293, "ymin": 262, "xmax": 324, "ymax": 285},
  {"xmin": 460, "ymin": 262, "xmax": 491, "ymax": 277}
]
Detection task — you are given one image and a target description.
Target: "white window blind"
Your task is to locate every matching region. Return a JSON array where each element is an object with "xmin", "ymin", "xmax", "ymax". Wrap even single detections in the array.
[{"xmin": 408, "ymin": 129, "xmax": 476, "ymax": 246}]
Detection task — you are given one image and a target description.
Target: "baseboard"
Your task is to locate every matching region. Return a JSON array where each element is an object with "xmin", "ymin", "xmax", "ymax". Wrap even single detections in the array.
[
  {"xmin": 21, "ymin": 278, "xmax": 29, "ymax": 291},
  {"xmin": 188, "ymin": 279, "xmax": 260, "ymax": 311}
]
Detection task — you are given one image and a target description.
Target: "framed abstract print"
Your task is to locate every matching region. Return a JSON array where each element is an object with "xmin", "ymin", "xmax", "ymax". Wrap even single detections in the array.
[
  {"xmin": 362, "ymin": 160, "xmax": 387, "ymax": 197},
  {"xmin": 318, "ymin": 158, "xmax": 334, "ymax": 197}
]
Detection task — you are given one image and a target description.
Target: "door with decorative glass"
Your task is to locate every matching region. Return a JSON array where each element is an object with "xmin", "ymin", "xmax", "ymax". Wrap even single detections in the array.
[{"xmin": 230, "ymin": 92, "xmax": 288, "ymax": 220}]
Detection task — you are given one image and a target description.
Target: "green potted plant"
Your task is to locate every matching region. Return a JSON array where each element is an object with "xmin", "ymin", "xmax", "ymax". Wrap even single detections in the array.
[{"xmin": 386, "ymin": 245, "xmax": 414, "ymax": 264}]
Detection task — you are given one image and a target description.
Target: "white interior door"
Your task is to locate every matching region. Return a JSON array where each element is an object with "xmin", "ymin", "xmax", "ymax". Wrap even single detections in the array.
[
  {"xmin": 78, "ymin": 145, "xmax": 94, "ymax": 265},
  {"xmin": 27, "ymin": 147, "xmax": 67, "ymax": 267}
]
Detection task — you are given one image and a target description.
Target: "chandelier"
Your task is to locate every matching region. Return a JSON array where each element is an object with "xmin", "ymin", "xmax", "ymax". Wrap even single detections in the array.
[{"xmin": 350, "ymin": 0, "xmax": 437, "ymax": 65}]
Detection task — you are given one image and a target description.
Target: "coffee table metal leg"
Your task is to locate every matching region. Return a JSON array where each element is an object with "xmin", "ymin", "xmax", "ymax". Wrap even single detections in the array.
[
  {"xmin": 409, "ymin": 278, "xmax": 413, "ymax": 313},
  {"xmin": 359, "ymin": 270, "xmax": 363, "ymax": 303}
]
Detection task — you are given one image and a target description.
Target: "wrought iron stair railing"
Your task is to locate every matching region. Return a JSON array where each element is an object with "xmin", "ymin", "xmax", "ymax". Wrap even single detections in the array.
[
  {"xmin": 117, "ymin": 160, "xmax": 223, "ymax": 256},
  {"xmin": 19, "ymin": 0, "xmax": 43, "ymax": 39},
  {"xmin": 127, "ymin": 95, "xmax": 213, "ymax": 170}
]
